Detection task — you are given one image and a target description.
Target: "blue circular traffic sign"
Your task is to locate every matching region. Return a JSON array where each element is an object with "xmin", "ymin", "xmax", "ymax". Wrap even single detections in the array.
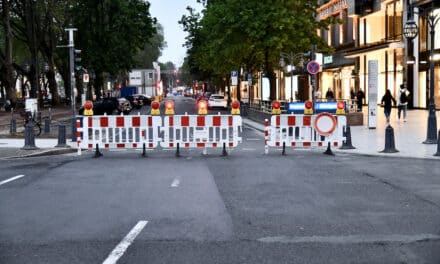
[{"xmin": 307, "ymin": 61, "xmax": 320, "ymax": 75}]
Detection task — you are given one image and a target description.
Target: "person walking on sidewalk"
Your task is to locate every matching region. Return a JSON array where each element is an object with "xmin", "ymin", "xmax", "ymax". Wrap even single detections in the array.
[
  {"xmin": 381, "ymin": 89, "xmax": 396, "ymax": 123},
  {"xmin": 397, "ymin": 84, "xmax": 410, "ymax": 122}
]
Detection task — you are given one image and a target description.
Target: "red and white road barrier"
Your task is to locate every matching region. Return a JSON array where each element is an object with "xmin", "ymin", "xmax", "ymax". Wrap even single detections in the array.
[
  {"xmin": 77, "ymin": 114, "xmax": 161, "ymax": 154},
  {"xmin": 161, "ymin": 114, "xmax": 242, "ymax": 154},
  {"xmin": 264, "ymin": 113, "xmax": 346, "ymax": 154}
]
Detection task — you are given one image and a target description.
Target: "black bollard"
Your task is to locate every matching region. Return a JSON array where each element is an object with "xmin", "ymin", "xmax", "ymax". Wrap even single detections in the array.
[
  {"xmin": 10, "ymin": 118, "xmax": 16, "ymax": 135},
  {"xmin": 282, "ymin": 142, "xmax": 286, "ymax": 155},
  {"xmin": 44, "ymin": 118, "xmax": 51, "ymax": 134},
  {"xmin": 340, "ymin": 126, "xmax": 356, "ymax": 149},
  {"xmin": 9, "ymin": 108, "xmax": 16, "ymax": 135},
  {"xmin": 323, "ymin": 141, "xmax": 334, "ymax": 155},
  {"xmin": 55, "ymin": 125, "xmax": 68, "ymax": 147},
  {"xmin": 380, "ymin": 125, "xmax": 399, "ymax": 153},
  {"xmin": 22, "ymin": 122, "xmax": 38, "ymax": 150},
  {"xmin": 434, "ymin": 131, "xmax": 440, "ymax": 157}
]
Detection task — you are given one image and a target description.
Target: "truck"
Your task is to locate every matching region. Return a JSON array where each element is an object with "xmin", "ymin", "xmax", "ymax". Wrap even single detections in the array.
[{"xmin": 120, "ymin": 86, "xmax": 137, "ymax": 97}]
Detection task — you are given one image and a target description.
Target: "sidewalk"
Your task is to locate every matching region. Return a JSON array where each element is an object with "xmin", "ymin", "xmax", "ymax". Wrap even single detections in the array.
[
  {"xmin": 0, "ymin": 107, "xmax": 439, "ymax": 159},
  {"xmin": 244, "ymin": 108, "xmax": 440, "ymax": 160}
]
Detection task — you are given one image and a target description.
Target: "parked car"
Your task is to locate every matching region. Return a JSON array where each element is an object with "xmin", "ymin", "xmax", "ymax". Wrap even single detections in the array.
[
  {"xmin": 117, "ymin": 98, "xmax": 132, "ymax": 114},
  {"xmin": 133, "ymin": 94, "xmax": 152, "ymax": 106},
  {"xmin": 125, "ymin": 95, "xmax": 143, "ymax": 109},
  {"xmin": 78, "ymin": 97, "xmax": 121, "ymax": 115},
  {"xmin": 208, "ymin": 94, "xmax": 228, "ymax": 109}
]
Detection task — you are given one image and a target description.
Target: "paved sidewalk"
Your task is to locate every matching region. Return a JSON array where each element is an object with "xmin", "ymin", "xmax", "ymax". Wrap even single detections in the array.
[
  {"xmin": 0, "ymin": 107, "xmax": 439, "ymax": 159},
  {"xmin": 244, "ymin": 108, "xmax": 440, "ymax": 160}
]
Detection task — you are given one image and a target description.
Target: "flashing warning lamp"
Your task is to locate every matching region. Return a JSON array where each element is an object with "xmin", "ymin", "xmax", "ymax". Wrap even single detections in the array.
[
  {"xmin": 231, "ymin": 100, "xmax": 240, "ymax": 115},
  {"xmin": 197, "ymin": 99, "xmax": 208, "ymax": 115},
  {"xmin": 164, "ymin": 100, "xmax": 175, "ymax": 115},
  {"xmin": 304, "ymin": 100, "xmax": 314, "ymax": 115},
  {"xmin": 336, "ymin": 101, "xmax": 346, "ymax": 115},
  {"xmin": 150, "ymin": 101, "xmax": 160, "ymax": 115},
  {"xmin": 83, "ymin": 100, "xmax": 94, "ymax": 116},
  {"xmin": 271, "ymin": 100, "xmax": 281, "ymax": 115}
]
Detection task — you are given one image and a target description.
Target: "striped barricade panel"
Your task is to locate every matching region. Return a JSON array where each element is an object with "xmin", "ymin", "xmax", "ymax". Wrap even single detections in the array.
[
  {"xmin": 265, "ymin": 113, "xmax": 346, "ymax": 153},
  {"xmin": 78, "ymin": 114, "xmax": 161, "ymax": 152},
  {"xmin": 160, "ymin": 114, "xmax": 242, "ymax": 149}
]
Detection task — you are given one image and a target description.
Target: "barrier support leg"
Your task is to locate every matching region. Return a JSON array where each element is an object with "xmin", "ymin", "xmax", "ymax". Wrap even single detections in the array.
[
  {"xmin": 203, "ymin": 146, "xmax": 207, "ymax": 156},
  {"xmin": 176, "ymin": 143, "xmax": 180, "ymax": 157},
  {"xmin": 282, "ymin": 142, "xmax": 286, "ymax": 155},
  {"xmin": 141, "ymin": 143, "xmax": 147, "ymax": 157},
  {"xmin": 323, "ymin": 142, "xmax": 334, "ymax": 155},
  {"xmin": 94, "ymin": 144, "xmax": 103, "ymax": 158},
  {"xmin": 222, "ymin": 142, "xmax": 228, "ymax": 156},
  {"xmin": 434, "ymin": 130, "xmax": 440, "ymax": 156}
]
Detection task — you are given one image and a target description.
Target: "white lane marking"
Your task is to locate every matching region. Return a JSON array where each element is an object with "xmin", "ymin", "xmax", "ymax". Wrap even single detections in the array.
[
  {"xmin": 246, "ymin": 138, "xmax": 261, "ymax": 141},
  {"xmin": 102, "ymin": 220, "xmax": 148, "ymax": 264},
  {"xmin": 171, "ymin": 178, "xmax": 180, "ymax": 187},
  {"xmin": 0, "ymin": 175, "xmax": 25, "ymax": 186},
  {"xmin": 241, "ymin": 148, "xmax": 256, "ymax": 151}
]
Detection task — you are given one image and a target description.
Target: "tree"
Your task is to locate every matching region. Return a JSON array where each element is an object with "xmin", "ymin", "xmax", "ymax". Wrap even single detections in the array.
[
  {"xmin": 182, "ymin": 0, "xmax": 339, "ymax": 100},
  {"xmin": 71, "ymin": 0, "xmax": 157, "ymax": 97},
  {"xmin": 133, "ymin": 23, "xmax": 166, "ymax": 69},
  {"xmin": 0, "ymin": 0, "xmax": 16, "ymax": 103}
]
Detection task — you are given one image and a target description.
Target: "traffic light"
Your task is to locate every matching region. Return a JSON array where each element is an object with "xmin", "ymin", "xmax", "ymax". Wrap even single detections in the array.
[{"xmin": 74, "ymin": 49, "xmax": 82, "ymax": 71}]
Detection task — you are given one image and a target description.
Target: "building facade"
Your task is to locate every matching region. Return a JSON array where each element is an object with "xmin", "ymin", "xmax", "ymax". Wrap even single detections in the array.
[{"xmin": 316, "ymin": 0, "xmax": 439, "ymax": 109}]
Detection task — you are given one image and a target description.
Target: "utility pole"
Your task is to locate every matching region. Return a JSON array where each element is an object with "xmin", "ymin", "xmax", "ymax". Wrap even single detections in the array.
[{"xmin": 311, "ymin": 44, "xmax": 316, "ymax": 110}]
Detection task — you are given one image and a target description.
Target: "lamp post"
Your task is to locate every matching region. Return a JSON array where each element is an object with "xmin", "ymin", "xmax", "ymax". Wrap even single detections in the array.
[
  {"xmin": 65, "ymin": 27, "xmax": 77, "ymax": 141},
  {"xmin": 403, "ymin": 6, "xmax": 439, "ymax": 144},
  {"xmin": 280, "ymin": 52, "xmax": 303, "ymax": 101}
]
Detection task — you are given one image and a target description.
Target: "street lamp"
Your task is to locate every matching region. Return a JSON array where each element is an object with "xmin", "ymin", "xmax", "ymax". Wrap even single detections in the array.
[
  {"xmin": 403, "ymin": 6, "xmax": 439, "ymax": 144},
  {"xmin": 280, "ymin": 52, "xmax": 303, "ymax": 101}
]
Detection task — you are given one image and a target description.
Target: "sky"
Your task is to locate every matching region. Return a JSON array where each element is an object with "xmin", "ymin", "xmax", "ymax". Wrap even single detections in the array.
[{"xmin": 148, "ymin": 0, "xmax": 203, "ymax": 67}]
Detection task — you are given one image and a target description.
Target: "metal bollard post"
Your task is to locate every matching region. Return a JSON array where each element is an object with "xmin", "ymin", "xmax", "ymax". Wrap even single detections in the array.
[
  {"xmin": 10, "ymin": 108, "xmax": 16, "ymax": 135},
  {"xmin": 22, "ymin": 122, "xmax": 38, "ymax": 150},
  {"xmin": 44, "ymin": 118, "xmax": 51, "ymax": 134},
  {"xmin": 380, "ymin": 125, "xmax": 399, "ymax": 153},
  {"xmin": 55, "ymin": 124, "xmax": 68, "ymax": 147}
]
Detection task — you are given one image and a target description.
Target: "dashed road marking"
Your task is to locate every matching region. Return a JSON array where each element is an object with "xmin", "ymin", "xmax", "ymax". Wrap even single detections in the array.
[
  {"xmin": 102, "ymin": 220, "xmax": 148, "ymax": 264},
  {"xmin": 171, "ymin": 178, "xmax": 180, "ymax": 187},
  {"xmin": 0, "ymin": 175, "xmax": 25, "ymax": 186}
]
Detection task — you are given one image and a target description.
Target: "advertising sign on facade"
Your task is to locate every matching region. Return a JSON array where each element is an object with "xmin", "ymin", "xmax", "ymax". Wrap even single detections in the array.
[
  {"xmin": 231, "ymin": 71, "xmax": 238, "ymax": 86},
  {"xmin": 368, "ymin": 60, "xmax": 378, "ymax": 129}
]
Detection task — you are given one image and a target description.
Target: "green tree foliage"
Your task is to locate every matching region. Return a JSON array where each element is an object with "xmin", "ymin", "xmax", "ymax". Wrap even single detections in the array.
[
  {"xmin": 181, "ymin": 0, "xmax": 339, "ymax": 99},
  {"xmin": 133, "ymin": 23, "xmax": 166, "ymax": 69},
  {"xmin": 71, "ymin": 0, "xmax": 157, "ymax": 96}
]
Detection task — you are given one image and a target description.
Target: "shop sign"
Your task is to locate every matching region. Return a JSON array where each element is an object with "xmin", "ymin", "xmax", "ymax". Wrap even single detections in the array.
[{"xmin": 324, "ymin": 55, "xmax": 333, "ymax": 65}]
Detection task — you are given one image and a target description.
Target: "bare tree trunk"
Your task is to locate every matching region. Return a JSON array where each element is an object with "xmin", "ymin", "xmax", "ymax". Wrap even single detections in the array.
[{"xmin": 2, "ymin": 0, "xmax": 17, "ymax": 104}]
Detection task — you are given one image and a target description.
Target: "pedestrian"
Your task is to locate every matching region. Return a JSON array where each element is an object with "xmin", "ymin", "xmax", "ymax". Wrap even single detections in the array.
[
  {"xmin": 356, "ymin": 89, "xmax": 365, "ymax": 112},
  {"xmin": 325, "ymin": 88, "xmax": 334, "ymax": 101},
  {"xmin": 380, "ymin": 89, "xmax": 396, "ymax": 123},
  {"xmin": 350, "ymin": 88, "xmax": 355, "ymax": 100},
  {"xmin": 397, "ymin": 84, "xmax": 410, "ymax": 122},
  {"xmin": 315, "ymin": 88, "xmax": 322, "ymax": 100}
]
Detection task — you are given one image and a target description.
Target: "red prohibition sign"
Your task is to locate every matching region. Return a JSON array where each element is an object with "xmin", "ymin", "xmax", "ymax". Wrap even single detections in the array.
[
  {"xmin": 307, "ymin": 61, "xmax": 320, "ymax": 75},
  {"xmin": 314, "ymin": 112, "xmax": 337, "ymax": 136}
]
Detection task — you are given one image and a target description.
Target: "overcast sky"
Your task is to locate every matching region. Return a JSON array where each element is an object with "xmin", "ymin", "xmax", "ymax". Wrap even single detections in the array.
[{"xmin": 148, "ymin": 0, "xmax": 203, "ymax": 67}]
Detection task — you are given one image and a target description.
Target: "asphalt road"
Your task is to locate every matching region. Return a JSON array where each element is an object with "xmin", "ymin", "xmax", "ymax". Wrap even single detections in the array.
[{"xmin": 1, "ymin": 96, "xmax": 440, "ymax": 263}]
